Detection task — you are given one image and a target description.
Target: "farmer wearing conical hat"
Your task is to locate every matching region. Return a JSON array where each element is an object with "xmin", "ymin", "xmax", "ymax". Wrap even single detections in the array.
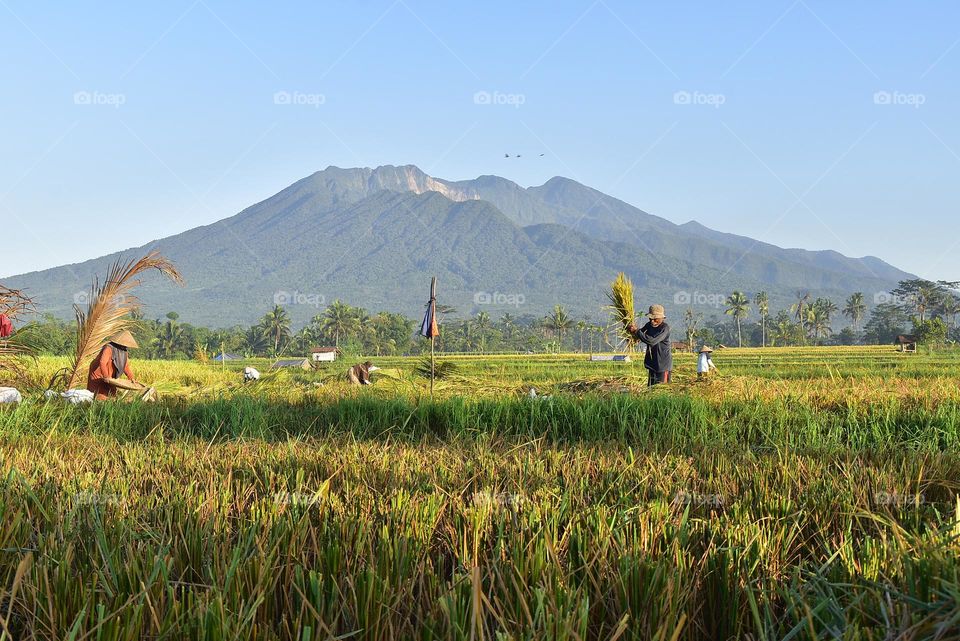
[
  {"xmin": 346, "ymin": 361, "xmax": 380, "ymax": 385},
  {"xmin": 86, "ymin": 330, "xmax": 151, "ymax": 400},
  {"xmin": 627, "ymin": 304, "xmax": 673, "ymax": 387},
  {"xmin": 697, "ymin": 345, "xmax": 718, "ymax": 380}
]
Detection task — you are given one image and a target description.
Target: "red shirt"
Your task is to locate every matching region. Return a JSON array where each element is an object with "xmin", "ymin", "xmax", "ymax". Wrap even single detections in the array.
[
  {"xmin": 0, "ymin": 314, "xmax": 12, "ymax": 338},
  {"xmin": 86, "ymin": 345, "xmax": 135, "ymax": 400}
]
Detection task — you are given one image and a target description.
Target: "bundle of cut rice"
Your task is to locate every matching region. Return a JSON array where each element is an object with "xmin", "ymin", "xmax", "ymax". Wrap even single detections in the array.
[{"xmin": 606, "ymin": 272, "xmax": 637, "ymax": 347}]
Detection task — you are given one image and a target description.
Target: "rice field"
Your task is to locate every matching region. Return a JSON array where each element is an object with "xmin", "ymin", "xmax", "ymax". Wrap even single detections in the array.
[{"xmin": 2, "ymin": 346, "xmax": 960, "ymax": 640}]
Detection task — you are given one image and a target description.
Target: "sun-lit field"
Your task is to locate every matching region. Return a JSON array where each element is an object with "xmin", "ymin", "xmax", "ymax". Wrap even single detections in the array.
[{"xmin": 3, "ymin": 346, "xmax": 960, "ymax": 639}]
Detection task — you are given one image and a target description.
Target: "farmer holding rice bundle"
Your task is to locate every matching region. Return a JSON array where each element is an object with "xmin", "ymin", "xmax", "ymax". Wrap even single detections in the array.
[{"xmin": 628, "ymin": 305, "xmax": 673, "ymax": 386}]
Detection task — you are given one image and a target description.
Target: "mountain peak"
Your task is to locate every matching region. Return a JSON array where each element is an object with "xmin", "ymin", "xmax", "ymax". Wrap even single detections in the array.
[{"xmin": 2, "ymin": 163, "xmax": 912, "ymax": 326}]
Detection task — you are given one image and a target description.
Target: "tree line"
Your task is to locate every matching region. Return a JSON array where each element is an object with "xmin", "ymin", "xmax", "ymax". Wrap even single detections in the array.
[
  {"xmin": 712, "ymin": 279, "xmax": 959, "ymax": 348},
  {"xmin": 17, "ymin": 279, "xmax": 959, "ymax": 359}
]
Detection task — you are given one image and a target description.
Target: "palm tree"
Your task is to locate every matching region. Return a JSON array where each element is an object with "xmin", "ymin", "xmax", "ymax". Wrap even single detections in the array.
[
  {"xmin": 575, "ymin": 320, "xmax": 587, "ymax": 352},
  {"xmin": 499, "ymin": 313, "xmax": 516, "ymax": 340},
  {"xmin": 725, "ymin": 291, "xmax": 750, "ymax": 347},
  {"xmin": 366, "ymin": 320, "xmax": 396, "ymax": 355},
  {"xmin": 815, "ymin": 298, "xmax": 839, "ymax": 322},
  {"xmin": 354, "ymin": 308, "xmax": 376, "ymax": 350},
  {"xmin": 260, "ymin": 305, "xmax": 292, "ymax": 355},
  {"xmin": 290, "ymin": 326, "xmax": 314, "ymax": 354},
  {"xmin": 155, "ymin": 318, "xmax": 183, "ymax": 358},
  {"xmin": 473, "ymin": 312, "xmax": 492, "ymax": 353},
  {"xmin": 475, "ymin": 311, "xmax": 491, "ymax": 330},
  {"xmin": 916, "ymin": 284, "xmax": 940, "ymax": 323},
  {"xmin": 771, "ymin": 317, "xmax": 795, "ymax": 346},
  {"xmin": 545, "ymin": 305, "xmax": 574, "ymax": 351},
  {"xmin": 843, "ymin": 292, "xmax": 867, "ymax": 334},
  {"xmin": 321, "ymin": 300, "xmax": 358, "ymax": 348},
  {"xmin": 431, "ymin": 303, "xmax": 457, "ymax": 352},
  {"xmin": 242, "ymin": 325, "xmax": 269, "ymax": 355},
  {"xmin": 792, "ymin": 291, "xmax": 811, "ymax": 334},
  {"xmin": 754, "ymin": 292, "xmax": 769, "ymax": 347},
  {"xmin": 941, "ymin": 295, "xmax": 960, "ymax": 333},
  {"xmin": 457, "ymin": 320, "xmax": 478, "ymax": 351},
  {"xmin": 807, "ymin": 307, "xmax": 832, "ymax": 344}
]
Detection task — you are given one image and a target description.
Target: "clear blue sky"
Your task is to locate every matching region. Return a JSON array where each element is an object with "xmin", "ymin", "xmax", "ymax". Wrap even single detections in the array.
[{"xmin": 2, "ymin": 1, "xmax": 958, "ymax": 280}]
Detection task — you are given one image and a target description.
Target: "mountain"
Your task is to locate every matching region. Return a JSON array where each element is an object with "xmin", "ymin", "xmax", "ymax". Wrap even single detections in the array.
[{"xmin": 3, "ymin": 165, "xmax": 912, "ymax": 327}]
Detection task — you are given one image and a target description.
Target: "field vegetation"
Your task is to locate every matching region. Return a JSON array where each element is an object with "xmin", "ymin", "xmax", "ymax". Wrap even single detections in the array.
[{"xmin": 1, "ymin": 347, "xmax": 959, "ymax": 639}]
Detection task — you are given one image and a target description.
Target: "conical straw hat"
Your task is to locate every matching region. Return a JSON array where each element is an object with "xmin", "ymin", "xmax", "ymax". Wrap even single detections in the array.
[{"xmin": 110, "ymin": 330, "xmax": 139, "ymax": 349}]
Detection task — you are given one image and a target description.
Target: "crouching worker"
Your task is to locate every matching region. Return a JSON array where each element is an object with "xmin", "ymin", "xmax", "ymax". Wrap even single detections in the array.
[
  {"xmin": 697, "ymin": 345, "xmax": 718, "ymax": 380},
  {"xmin": 627, "ymin": 304, "xmax": 673, "ymax": 387},
  {"xmin": 87, "ymin": 331, "xmax": 155, "ymax": 401},
  {"xmin": 346, "ymin": 361, "xmax": 379, "ymax": 385}
]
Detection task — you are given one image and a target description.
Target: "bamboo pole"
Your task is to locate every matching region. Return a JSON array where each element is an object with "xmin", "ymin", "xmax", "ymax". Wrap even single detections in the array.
[{"xmin": 430, "ymin": 276, "xmax": 437, "ymax": 399}]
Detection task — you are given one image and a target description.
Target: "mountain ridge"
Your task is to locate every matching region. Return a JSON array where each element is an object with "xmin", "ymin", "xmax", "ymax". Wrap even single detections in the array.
[{"xmin": 4, "ymin": 165, "xmax": 913, "ymax": 327}]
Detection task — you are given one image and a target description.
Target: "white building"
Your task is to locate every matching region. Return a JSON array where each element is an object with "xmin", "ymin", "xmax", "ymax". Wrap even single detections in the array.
[{"xmin": 311, "ymin": 347, "xmax": 338, "ymax": 363}]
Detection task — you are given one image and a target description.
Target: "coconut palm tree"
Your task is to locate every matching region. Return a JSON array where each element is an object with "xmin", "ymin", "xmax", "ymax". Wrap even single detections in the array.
[
  {"xmin": 260, "ymin": 305, "xmax": 292, "ymax": 355},
  {"xmin": 321, "ymin": 300, "xmax": 359, "ymax": 348},
  {"xmin": 589, "ymin": 325, "xmax": 603, "ymax": 353},
  {"xmin": 754, "ymin": 291, "xmax": 769, "ymax": 347},
  {"xmin": 545, "ymin": 305, "xmax": 574, "ymax": 351},
  {"xmin": 807, "ymin": 306, "xmax": 832, "ymax": 344},
  {"xmin": 242, "ymin": 326, "xmax": 269, "ymax": 355},
  {"xmin": 771, "ymin": 315, "xmax": 798, "ymax": 346},
  {"xmin": 475, "ymin": 311, "xmax": 491, "ymax": 330},
  {"xmin": 575, "ymin": 320, "xmax": 587, "ymax": 352},
  {"xmin": 353, "ymin": 308, "xmax": 375, "ymax": 349},
  {"xmin": 499, "ymin": 313, "xmax": 516, "ymax": 340},
  {"xmin": 725, "ymin": 291, "xmax": 750, "ymax": 347},
  {"xmin": 155, "ymin": 317, "xmax": 184, "ymax": 358},
  {"xmin": 792, "ymin": 291, "xmax": 811, "ymax": 335},
  {"xmin": 843, "ymin": 292, "xmax": 867, "ymax": 334},
  {"xmin": 815, "ymin": 298, "xmax": 839, "ymax": 321},
  {"xmin": 473, "ymin": 312, "xmax": 493, "ymax": 353},
  {"xmin": 941, "ymin": 295, "xmax": 960, "ymax": 333}
]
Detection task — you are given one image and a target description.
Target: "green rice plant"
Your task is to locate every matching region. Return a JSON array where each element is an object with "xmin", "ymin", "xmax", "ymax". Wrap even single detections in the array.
[{"xmin": 0, "ymin": 348, "xmax": 958, "ymax": 638}]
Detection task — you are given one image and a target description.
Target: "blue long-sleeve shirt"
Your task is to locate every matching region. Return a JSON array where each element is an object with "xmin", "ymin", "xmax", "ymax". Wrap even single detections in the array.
[{"xmin": 632, "ymin": 321, "xmax": 672, "ymax": 373}]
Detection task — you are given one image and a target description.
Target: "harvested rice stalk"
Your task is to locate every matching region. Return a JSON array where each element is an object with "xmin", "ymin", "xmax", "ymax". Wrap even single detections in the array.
[{"xmin": 606, "ymin": 272, "xmax": 637, "ymax": 350}]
